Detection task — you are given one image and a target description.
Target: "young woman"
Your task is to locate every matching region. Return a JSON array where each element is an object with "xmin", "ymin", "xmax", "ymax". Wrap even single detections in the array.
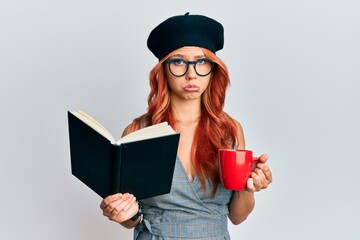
[{"xmin": 100, "ymin": 13, "xmax": 272, "ymax": 239}]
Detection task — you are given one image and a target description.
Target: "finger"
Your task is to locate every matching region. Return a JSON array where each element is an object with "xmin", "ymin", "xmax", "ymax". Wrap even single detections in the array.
[
  {"xmin": 121, "ymin": 196, "xmax": 137, "ymax": 213},
  {"xmin": 255, "ymin": 168, "xmax": 269, "ymax": 189},
  {"xmin": 122, "ymin": 199, "xmax": 139, "ymax": 220},
  {"xmin": 100, "ymin": 193, "xmax": 122, "ymax": 209},
  {"xmin": 108, "ymin": 194, "xmax": 134, "ymax": 218},
  {"xmin": 258, "ymin": 154, "xmax": 268, "ymax": 163},
  {"xmin": 102, "ymin": 193, "xmax": 130, "ymax": 216},
  {"xmin": 111, "ymin": 194, "xmax": 136, "ymax": 216},
  {"xmin": 107, "ymin": 193, "xmax": 131, "ymax": 211},
  {"xmin": 257, "ymin": 163, "xmax": 273, "ymax": 183},
  {"xmin": 251, "ymin": 172, "xmax": 262, "ymax": 191},
  {"xmin": 108, "ymin": 195, "xmax": 137, "ymax": 221},
  {"xmin": 246, "ymin": 177, "xmax": 255, "ymax": 192}
]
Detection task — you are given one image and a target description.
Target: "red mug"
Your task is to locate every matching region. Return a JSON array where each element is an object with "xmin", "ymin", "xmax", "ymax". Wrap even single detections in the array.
[{"xmin": 218, "ymin": 149, "xmax": 259, "ymax": 190}]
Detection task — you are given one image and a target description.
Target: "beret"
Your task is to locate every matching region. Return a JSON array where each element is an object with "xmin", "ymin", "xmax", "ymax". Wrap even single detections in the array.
[{"xmin": 147, "ymin": 12, "xmax": 224, "ymax": 60}]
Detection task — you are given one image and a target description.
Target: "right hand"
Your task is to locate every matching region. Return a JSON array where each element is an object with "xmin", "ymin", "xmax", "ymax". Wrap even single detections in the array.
[{"xmin": 100, "ymin": 193, "xmax": 138, "ymax": 223}]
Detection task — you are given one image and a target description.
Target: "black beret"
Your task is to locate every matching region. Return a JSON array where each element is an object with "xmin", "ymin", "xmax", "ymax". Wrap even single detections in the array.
[{"xmin": 147, "ymin": 12, "xmax": 224, "ymax": 60}]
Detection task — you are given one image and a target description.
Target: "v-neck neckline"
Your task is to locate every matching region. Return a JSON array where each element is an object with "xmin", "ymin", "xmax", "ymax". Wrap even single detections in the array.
[{"xmin": 177, "ymin": 156, "xmax": 198, "ymax": 185}]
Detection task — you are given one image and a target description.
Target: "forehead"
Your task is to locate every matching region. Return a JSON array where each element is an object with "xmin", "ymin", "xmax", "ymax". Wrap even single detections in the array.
[{"xmin": 170, "ymin": 46, "xmax": 205, "ymax": 58}]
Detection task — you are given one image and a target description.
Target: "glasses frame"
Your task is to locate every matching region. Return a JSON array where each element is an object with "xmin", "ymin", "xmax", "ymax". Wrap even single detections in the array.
[{"xmin": 164, "ymin": 58, "xmax": 215, "ymax": 77}]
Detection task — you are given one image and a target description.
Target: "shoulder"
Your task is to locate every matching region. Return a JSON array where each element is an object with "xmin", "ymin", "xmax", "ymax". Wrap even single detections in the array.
[
  {"xmin": 233, "ymin": 119, "xmax": 244, "ymax": 135},
  {"xmin": 121, "ymin": 122, "xmax": 138, "ymax": 137},
  {"xmin": 121, "ymin": 114, "xmax": 151, "ymax": 137}
]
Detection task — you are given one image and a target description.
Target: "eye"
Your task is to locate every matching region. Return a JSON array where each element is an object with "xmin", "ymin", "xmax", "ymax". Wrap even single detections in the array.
[
  {"xmin": 172, "ymin": 59, "xmax": 186, "ymax": 66},
  {"xmin": 196, "ymin": 58, "xmax": 209, "ymax": 65}
]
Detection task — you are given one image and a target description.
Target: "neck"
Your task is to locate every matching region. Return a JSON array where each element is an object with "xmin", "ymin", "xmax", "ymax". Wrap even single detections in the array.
[{"xmin": 170, "ymin": 97, "xmax": 202, "ymax": 124}]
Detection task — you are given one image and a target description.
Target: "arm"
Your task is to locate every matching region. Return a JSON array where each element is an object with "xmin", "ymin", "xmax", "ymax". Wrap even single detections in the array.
[
  {"xmin": 227, "ymin": 120, "xmax": 273, "ymax": 225},
  {"xmin": 228, "ymin": 120, "xmax": 255, "ymax": 225}
]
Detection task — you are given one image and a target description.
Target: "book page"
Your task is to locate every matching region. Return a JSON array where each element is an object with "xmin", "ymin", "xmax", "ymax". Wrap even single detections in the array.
[
  {"xmin": 71, "ymin": 111, "xmax": 177, "ymax": 145},
  {"xmin": 116, "ymin": 122, "xmax": 176, "ymax": 145},
  {"xmin": 72, "ymin": 111, "xmax": 116, "ymax": 143}
]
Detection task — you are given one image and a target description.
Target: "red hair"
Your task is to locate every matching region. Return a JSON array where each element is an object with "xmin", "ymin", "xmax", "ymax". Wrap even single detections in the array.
[{"xmin": 132, "ymin": 48, "xmax": 239, "ymax": 195}]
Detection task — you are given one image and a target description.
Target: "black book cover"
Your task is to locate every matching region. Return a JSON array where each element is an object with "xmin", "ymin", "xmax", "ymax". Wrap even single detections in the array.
[{"xmin": 68, "ymin": 111, "xmax": 180, "ymax": 200}]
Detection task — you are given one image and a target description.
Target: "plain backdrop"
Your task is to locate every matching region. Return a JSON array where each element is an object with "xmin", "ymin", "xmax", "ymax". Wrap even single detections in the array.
[{"xmin": 1, "ymin": 0, "xmax": 359, "ymax": 239}]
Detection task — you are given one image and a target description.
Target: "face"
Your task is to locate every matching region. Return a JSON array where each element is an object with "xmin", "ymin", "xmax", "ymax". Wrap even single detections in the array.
[{"xmin": 164, "ymin": 47, "xmax": 212, "ymax": 102}]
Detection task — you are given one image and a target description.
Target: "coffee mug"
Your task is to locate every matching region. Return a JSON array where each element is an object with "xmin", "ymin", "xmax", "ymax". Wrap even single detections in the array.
[{"xmin": 218, "ymin": 149, "xmax": 259, "ymax": 190}]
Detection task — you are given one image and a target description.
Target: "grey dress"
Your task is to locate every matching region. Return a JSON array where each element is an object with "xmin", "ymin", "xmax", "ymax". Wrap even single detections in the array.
[{"xmin": 134, "ymin": 156, "xmax": 233, "ymax": 240}]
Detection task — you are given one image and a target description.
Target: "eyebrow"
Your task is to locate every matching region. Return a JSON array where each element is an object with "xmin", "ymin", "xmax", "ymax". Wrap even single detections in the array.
[{"xmin": 169, "ymin": 54, "xmax": 206, "ymax": 60}]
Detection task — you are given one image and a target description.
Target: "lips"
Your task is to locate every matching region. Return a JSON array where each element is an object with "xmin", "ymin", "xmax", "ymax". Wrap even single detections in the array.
[{"xmin": 183, "ymin": 85, "xmax": 200, "ymax": 92}]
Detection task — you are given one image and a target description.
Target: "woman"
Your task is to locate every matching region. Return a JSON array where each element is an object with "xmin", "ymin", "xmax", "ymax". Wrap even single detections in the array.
[{"xmin": 100, "ymin": 13, "xmax": 272, "ymax": 239}]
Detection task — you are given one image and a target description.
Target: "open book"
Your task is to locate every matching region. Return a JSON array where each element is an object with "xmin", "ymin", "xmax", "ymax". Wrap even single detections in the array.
[{"xmin": 68, "ymin": 110, "xmax": 180, "ymax": 200}]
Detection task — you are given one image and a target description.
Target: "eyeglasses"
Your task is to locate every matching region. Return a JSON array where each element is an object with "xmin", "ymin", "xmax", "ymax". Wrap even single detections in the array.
[{"xmin": 164, "ymin": 58, "xmax": 215, "ymax": 77}]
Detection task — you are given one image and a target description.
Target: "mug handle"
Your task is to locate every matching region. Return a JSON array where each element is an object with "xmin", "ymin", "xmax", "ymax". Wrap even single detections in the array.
[{"xmin": 251, "ymin": 157, "xmax": 259, "ymax": 171}]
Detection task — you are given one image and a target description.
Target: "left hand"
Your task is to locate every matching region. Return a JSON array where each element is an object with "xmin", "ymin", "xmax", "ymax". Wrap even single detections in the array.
[{"xmin": 246, "ymin": 154, "xmax": 272, "ymax": 192}]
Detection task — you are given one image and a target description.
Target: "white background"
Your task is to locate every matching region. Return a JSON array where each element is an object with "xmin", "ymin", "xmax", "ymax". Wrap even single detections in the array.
[{"xmin": 1, "ymin": 0, "xmax": 359, "ymax": 239}]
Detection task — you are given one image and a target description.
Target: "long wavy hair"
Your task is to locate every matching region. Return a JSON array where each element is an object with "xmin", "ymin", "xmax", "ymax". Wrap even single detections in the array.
[{"xmin": 131, "ymin": 48, "xmax": 239, "ymax": 195}]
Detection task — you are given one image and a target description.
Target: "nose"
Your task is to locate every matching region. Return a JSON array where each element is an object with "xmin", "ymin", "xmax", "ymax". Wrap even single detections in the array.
[{"xmin": 185, "ymin": 63, "xmax": 197, "ymax": 80}]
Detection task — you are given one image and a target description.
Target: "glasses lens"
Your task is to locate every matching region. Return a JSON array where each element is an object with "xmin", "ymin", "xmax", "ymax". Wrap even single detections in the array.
[
  {"xmin": 194, "ymin": 59, "xmax": 213, "ymax": 76},
  {"xmin": 168, "ymin": 59, "xmax": 187, "ymax": 77}
]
